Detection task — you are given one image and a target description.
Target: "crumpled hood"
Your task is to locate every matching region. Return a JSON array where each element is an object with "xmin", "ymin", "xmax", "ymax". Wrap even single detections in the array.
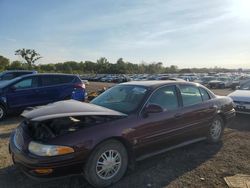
[
  {"xmin": 228, "ymin": 90, "xmax": 250, "ymax": 102},
  {"xmin": 22, "ymin": 100, "xmax": 127, "ymax": 121}
]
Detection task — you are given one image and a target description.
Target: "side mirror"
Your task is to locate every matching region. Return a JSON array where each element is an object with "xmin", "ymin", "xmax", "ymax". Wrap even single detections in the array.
[
  {"xmin": 235, "ymin": 85, "xmax": 240, "ymax": 90},
  {"xmin": 144, "ymin": 104, "xmax": 164, "ymax": 114}
]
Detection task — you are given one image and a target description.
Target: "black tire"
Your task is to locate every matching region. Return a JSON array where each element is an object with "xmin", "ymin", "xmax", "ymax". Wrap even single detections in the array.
[
  {"xmin": 207, "ymin": 115, "xmax": 224, "ymax": 143},
  {"xmin": 0, "ymin": 105, "xmax": 6, "ymax": 121},
  {"xmin": 84, "ymin": 139, "xmax": 128, "ymax": 188}
]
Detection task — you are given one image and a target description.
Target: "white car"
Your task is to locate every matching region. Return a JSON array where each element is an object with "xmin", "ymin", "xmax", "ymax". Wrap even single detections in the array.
[{"xmin": 228, "ymin": 80, "xmax": 250, "ymax": 114}]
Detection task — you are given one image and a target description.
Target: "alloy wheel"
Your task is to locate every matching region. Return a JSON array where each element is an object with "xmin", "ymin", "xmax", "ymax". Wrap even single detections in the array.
[
  {"xmin": 96, "ymin": 149, "xmax": 122, "ymax": 180},
  {"xmin": 0, "ymin": 107, "xmax": 4, "ymax": 119},
  {"xmin": 210, "ymin": 119, "xmax": 222, "ymax": 140}
]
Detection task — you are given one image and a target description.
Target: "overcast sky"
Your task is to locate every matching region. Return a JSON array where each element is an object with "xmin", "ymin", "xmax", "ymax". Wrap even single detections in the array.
[{"xmin": 0, "ymin": 0, "xmax": 250, "ymax": 68}]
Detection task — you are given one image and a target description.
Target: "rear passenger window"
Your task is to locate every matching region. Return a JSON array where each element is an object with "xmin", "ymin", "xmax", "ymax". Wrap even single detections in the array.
[
  {"xmin": 179, "ymin": 85, "xmax": 202, "ymax": 106},
  {"xmin": 41, "ymin": 75, "xmax": 74, "ymax": 86},
  {"xmin": 199, "ymin": 88, "xmax": 210, "ymax": 101},
  {"xmin": 58, "ymin": 76, "xmax": 74, "ymax": 84},
  {"xmin": 148, "ymin": 86, "xmax": 179, "ymax": 111},
  {"xmin": 41, "ymin": 76, "xmax": 55, "ymax": 86}
]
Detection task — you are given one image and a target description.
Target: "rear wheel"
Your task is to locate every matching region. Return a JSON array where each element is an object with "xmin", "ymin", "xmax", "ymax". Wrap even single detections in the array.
[
  {"xmin": 207, "ymin": 116, "xmax": 224, "ymax": 143},
  {"xmin": 0, "ymin": 105, "xmax": 6, "ymax": 121},
  {"xmin": 84, "ymin": 140, "xmax": 128, "ymax": 187}
]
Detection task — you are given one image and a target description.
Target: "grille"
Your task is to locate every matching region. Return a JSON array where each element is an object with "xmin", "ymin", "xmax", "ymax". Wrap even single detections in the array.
[
  {"xmin": 235, "ymin": 108, "xmax": 250, "ymax": 113},
  {"xmin": 234, "ymin": 101, "xmax": 250, "ymax": 105}
]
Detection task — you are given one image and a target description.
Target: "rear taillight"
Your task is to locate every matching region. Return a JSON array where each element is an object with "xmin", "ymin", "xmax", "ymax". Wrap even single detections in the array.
[{"xmin": 74, "ymin": 83, "xmax": 85, "ymax": 89}]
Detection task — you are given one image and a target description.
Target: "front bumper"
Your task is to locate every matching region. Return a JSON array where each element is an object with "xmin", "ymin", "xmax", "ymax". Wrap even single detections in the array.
[
  {"xmin": 233, "ymin": 102, "xmax": 250, "ymax": 115},
  {"xmin": 9, "ymin": 134, "xmax": 89, "ymax": 179}
]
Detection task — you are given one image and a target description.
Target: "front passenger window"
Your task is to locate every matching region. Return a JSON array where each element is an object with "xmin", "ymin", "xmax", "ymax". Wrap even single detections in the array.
[{"xmin": 148, "ymin": 86, "xmax": 179, "ymax": 111}]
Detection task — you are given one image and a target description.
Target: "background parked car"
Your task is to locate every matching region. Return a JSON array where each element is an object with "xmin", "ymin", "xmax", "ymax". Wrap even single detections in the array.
[
  {"xmin": 208, "ymin": 77, "xmax": 233, "ymax": 89},
  {"xmin": 0, "ymin": 70, "xmax": 37, "ymax": 82},
  {"xmin": 0, "ymin": 73, "xmax": 85, "ymax": 120},
  {"xmin": 228, "ymin": 80, "xmax": 250, "ymax": 114}
]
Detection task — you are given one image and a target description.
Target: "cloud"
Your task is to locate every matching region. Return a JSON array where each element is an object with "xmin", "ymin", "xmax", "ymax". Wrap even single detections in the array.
[{"xmin": 0, "ymin": 0, "xmax": 250, "ymax": 68}]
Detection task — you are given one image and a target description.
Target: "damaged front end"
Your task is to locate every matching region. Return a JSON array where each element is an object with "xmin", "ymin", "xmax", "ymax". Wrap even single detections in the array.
[
  {"xmin": 10, "ymin": 100, "xmax": 127, "ymax": 177},
  {"xmin": 20, "ymin": 100, "xmax": 127, "ymax": 142},
  {"xmin": 26, "ymin": 115, "xmax": 122, "ymax": 142}
]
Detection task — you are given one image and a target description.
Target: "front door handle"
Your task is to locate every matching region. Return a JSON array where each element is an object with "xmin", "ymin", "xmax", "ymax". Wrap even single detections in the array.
[
  {"xmin": 209, "ymin": 105, "xmax": 217, "ymax": 109},
  {"xmin": 174, "ymin": 113, "xmax": 183, "ymax": 118}
]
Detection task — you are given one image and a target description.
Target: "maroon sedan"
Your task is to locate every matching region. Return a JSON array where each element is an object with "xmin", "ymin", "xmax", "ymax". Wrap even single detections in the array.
[{"xmin": 9, "ymin": 81, "xmax": 235, "ymax": 187}]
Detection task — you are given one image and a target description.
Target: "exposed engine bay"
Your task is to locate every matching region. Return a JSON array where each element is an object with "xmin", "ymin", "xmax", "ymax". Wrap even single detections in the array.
[{"xmin": 26, "ymin": 115, "xmax": 119, "ymax": 141}]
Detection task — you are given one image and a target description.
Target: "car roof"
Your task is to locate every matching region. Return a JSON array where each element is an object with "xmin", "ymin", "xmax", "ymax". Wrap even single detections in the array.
[
  {"xmin": 119, "ymin": 80, "xmax": 199, "ymax": 89},
  {"xmin": 3, "ymin": 70, "xmax": 36, "ymax": 72},
  {"xmin": 18, "ymin": 73, "xmax": 78, "ymax": 78}
]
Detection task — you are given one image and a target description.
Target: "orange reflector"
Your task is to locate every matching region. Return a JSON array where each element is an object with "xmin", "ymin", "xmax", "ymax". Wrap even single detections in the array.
[
  {"xmin": 33, "ymin": 168, "xmax": 53, "ymax": 174},
  {"xmin": 56, "ymin": 146, "xmax": 74, "ymax": 155}
]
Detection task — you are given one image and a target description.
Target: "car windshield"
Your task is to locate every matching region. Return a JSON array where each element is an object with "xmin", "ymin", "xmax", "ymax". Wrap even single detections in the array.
[
  {"xmin": 240, "ymin": 81, "xmax": 250, "ymax": 90},
  {"xmin": 218, "ymin": 77, "xmax": 229, "ymax": 81},
  {"xmin": 91, "ymin": 85, "xmax": 148, "ymax": 114}
]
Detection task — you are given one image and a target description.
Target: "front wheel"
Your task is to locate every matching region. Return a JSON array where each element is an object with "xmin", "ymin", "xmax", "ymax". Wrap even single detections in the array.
[
  {"xmin": 207, "ymin": 116, "xmax": 224, "ymax": 143},
  {"xmin": 84, "ymin": 140, "xmax": 128, "ymax": 187}
]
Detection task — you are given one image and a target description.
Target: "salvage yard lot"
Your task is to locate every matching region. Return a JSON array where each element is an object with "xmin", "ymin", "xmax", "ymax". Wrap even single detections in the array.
[{"xmin": 0, "ymin": 83, "xmax": 249, "ymax": 188}]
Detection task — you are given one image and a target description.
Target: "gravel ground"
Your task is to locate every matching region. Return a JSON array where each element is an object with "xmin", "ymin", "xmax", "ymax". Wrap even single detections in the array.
[{"xmin": 0, "ymin": 83, "xmax": 249, "ymax": 188}]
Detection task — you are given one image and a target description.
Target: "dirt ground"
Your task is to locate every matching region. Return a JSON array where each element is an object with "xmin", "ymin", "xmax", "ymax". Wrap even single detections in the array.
[{"xmin": 0, "ymin": 82, "xmax": 249, "ymax": 188}]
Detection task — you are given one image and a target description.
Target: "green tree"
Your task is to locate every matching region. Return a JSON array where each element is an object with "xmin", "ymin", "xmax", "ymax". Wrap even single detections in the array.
[
  {"xmin": 96, "ymin": 57, "xmax": 110, "ymax": 73},
  {"xmin": 15, "ymin": 48, "xmax": 42, "ymax": 69},
  {"xmin": 0, "ymin": 55, "xmax": 10, "ymax": 71},
  {"xmin": 8, "ymin": 60, "xmax": 23, "ymax": 70}
]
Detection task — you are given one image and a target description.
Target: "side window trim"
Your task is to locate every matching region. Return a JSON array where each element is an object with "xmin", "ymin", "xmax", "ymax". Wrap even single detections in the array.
[{"xmin": 198, "ymin": 87, "xmax": 211, "ymax": 101}]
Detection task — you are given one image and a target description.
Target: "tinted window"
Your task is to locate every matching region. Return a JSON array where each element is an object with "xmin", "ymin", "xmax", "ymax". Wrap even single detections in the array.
[
  {"xmin": 58, "ymin": 75, "xmax": 75, "ymax": 84},
  {"xmin": 240, "ymin": 81, "xmax": 250, "ymax": 90},
  {"xmin": 13, "ymin": 77, "xmax": 38, "ymax": 90},
  {"xmin": 179, "ymin": 85, "xmax": 202, "ymax": 106},
  {"xmin": 199, "ymin": 88, "xmax": 210, "ymax": 101},
  {"xmin": 1, "ymin": 73, "xmax": 15, "ymax": 80},
  {"xmin": 148, "ymin": 85, "xmax": 178, "ymax": 111},
  {"xmin": 41, "ymin": 75, "xmax": 74, "ymax": 86}
]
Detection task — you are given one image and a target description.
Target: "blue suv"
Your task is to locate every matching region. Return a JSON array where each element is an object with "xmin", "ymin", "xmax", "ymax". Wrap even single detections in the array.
[{"xmin": 0, "ymin": 73, "xmax": 85, "ymax": 120}]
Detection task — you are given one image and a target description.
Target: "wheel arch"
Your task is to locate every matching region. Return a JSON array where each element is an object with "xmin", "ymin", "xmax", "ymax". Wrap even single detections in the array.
[
  {"xmin": 216, "ymin": 112, "xmax": 227, "ymax": 125},
  {"xmin": 0, "ymin": 101, "xmax": 7, "ymax": 112}
]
